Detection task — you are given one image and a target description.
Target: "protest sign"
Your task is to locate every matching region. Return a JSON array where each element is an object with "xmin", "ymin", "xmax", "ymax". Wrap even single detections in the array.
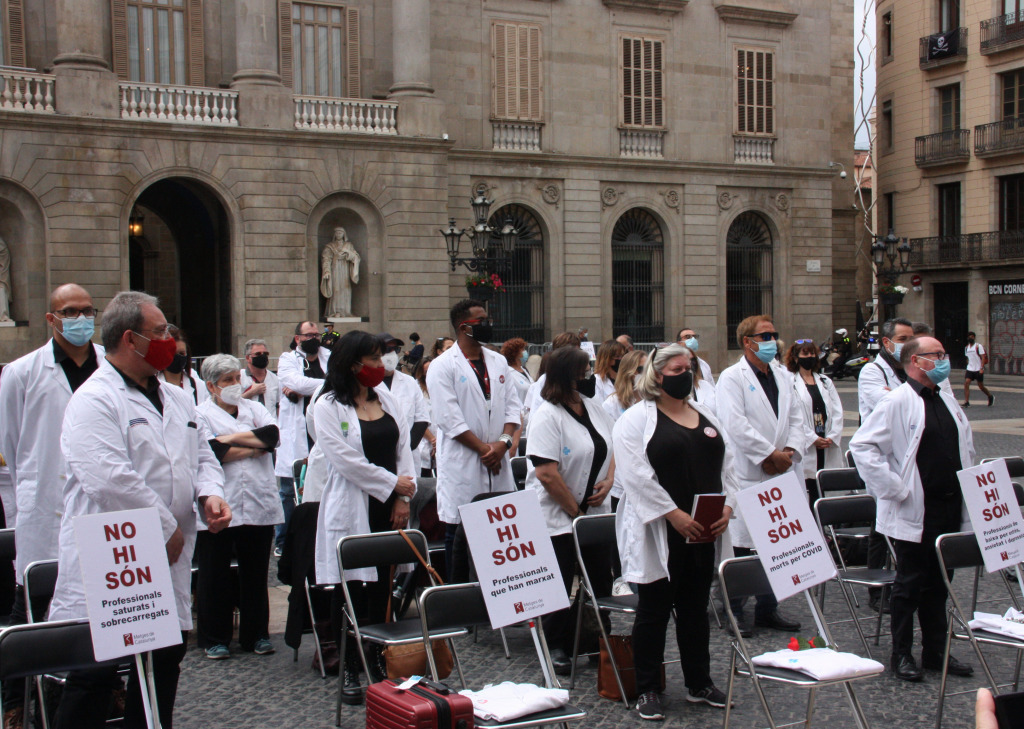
[
  {"xmin": 958, "ymin": 460, "xmax": 1024, "ymax": 573},
  {"xmin": 735, "ymin": 470, "xmax": 836, "ymax": 601},
  {"xmin": 74, "ymin": 507, "xmax": 182, "ymax": 662},
  {"xmin": 580, "ymin": 341, "xmax": 596, "ymax": 360},
  {"xmin": 459, "ymin": 489, "xmax": 569, "ymax": 629}
]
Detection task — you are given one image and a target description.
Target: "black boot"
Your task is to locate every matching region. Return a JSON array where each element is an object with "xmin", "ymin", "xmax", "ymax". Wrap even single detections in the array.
[
  {"xmin": 365, "ymin": 644, "xmax": 387, "ymax": 684},
  {"xmin": 342, "ymin": 661, "xmax": 364, "ymax": 705}
]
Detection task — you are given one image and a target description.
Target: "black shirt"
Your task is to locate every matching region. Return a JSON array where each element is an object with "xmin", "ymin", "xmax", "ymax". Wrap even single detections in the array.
[
  {"xmin": 879, "ymin": 350, "xmax": 908, "ymax": 384},
  {"xmin": 302, "ymin": 356, "xmax": 326, "ymax": 448},
  {"xmin": 805, "ymin": 382, "xmax": 828, "ymax": 472},
  {"xmin": 909, "ymin": 377, "xmax": 963, "ymax": 501},
  {"xmin": 646, "ymin": 409, "xmax": 725, "ymax": 515},
  {"xmin": 53, "ymin": 339, "xmax": 98, "ymax": 393},
  {"xmin": 361, "ymin": 412, "xmax": 400, "ymax": 532},
  {"xmin": 746, "ymin": 356, "xmax": 779, "ymax": 416},
  {"xmin": 563, "ymin": 403, "xmax": 607, "ymax": 510},
  {"xmin": 110, "ymin": 361, "xmax": 163, "ymax": 416},
  {"xmin": 467, "ymin": 358, "xmax": 490, "ymax": 399}
]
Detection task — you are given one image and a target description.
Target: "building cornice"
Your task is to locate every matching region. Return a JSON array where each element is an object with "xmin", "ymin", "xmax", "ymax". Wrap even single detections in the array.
[
  {"xmin": 602, "ymin": 0, "xmax": 689, "ymax": 15},
  {"xmin": 713, "ymin": 1, "xmax": 797, "ymax": 28}
]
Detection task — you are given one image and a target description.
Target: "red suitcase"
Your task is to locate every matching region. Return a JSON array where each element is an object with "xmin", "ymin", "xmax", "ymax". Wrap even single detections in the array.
[{"xmin": 366, "ymin": 678, "xmax": 475, "ymax": 729}]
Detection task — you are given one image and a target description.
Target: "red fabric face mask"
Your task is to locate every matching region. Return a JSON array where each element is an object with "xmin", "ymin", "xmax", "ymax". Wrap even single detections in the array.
[
  {"xmin": 355, "ymin": 363, "xmax": 386, "ymax": 388},
  {"xmin": 133, "ymin": 332, "xmax": 178, "ymax": 372}
]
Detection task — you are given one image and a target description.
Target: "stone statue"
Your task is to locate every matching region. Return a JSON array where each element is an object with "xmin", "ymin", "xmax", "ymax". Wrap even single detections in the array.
[
  {"xmin": 0, "ymin": 235, "xmax": 10, "ymax": 322},
  {"xmin": 320, "ymin": 227, "xmax": 361, "ymax": 318}
]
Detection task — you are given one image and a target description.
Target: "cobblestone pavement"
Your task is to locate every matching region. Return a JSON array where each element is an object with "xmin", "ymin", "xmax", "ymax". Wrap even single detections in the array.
[{"xmin": 172, "ymin": 370, "xmax": 1024, "ymax": 729}]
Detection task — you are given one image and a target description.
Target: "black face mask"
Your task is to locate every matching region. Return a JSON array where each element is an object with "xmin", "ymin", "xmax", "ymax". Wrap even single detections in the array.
[
  {"xmin": 164, "ymin": 353, "xmax": 188, "ymax": 375},
  {"xmin": 797, "ymin": 356, "xmax": 817, "ymax": 371},
  {"xmin": 465, "ymin": 322, "xmax": 494, "ymax": 344},
  {"xmin": 575, "ymin": 374, "xmax": 597, "ymax": 399},
  {"xmin": 299, "ymin": 338, "xmax": 320, "ymax": 355},
  {"xmin": 250, "ymin": 353, "xmax": 270, "ymax": 369},
  {"xmin": 610, "ymin": 360, "xmax": 620, "ymax": 373},
  {"xmin": 660, "ymin": 370, "xmax": 693, "ymax": 401}
]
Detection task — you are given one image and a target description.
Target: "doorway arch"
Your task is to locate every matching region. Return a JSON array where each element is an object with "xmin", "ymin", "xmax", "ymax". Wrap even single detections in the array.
[{"xmin": 726, "ymin": 211, "xmax": 774, "ymax": 349}]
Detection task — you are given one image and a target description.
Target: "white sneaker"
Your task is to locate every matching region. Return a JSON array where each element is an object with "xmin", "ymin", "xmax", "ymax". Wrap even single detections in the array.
[{"xmin": 612, "ymin": 577, "xmax": 633, "ymax": 596}]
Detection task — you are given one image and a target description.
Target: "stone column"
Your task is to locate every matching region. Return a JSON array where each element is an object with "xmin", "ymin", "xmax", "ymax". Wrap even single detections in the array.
[
  {"xmin": 389, "ymin": 0, "xmax": 444, "ymax": 137},
  {"xmin": 232, "ymin": 0, "xmax": 293, "ymax": 129},
  {"xmin": 53, "ymin": 0, "xmax": 120, "ymax": 117}
]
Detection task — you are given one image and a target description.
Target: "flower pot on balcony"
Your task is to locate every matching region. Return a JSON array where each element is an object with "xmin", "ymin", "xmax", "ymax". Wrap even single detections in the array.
[
  {"xmin": 881, "ymin": 293, "xmax": 905, "ymax": 307},
  {"xmin": 467, "ymin": 285, "xmax": 495, "ymax": 303}
]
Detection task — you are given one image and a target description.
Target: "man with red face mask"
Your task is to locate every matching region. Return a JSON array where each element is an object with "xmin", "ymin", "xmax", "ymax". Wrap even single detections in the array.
[{"xmin": 49, "ymin": 291, "xmax": 232, "ymax": 729}]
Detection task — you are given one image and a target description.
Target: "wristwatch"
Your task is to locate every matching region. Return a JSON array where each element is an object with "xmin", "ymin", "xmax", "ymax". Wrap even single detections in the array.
[
  {"xmin": 498, "ymin": 434, "xmax": 514, "ymax": 451},
  {"xmin": 399, "ymin": 495, "xmax": 411, "ymax": 503}
]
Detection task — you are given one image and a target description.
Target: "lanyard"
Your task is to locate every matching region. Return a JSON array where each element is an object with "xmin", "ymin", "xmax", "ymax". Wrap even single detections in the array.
[{"xmin": 467, "ymin": 358, "xmax": 490, "ymax": 400}]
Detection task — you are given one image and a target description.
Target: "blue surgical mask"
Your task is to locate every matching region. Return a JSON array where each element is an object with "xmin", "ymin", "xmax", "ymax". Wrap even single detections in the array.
[
  {"xmin": 59, "ymin": 315, "xmax": 95, "ymax": 347},
  {"xmin": 889, "ymin": 341, "xmax": 904, "ymax": 360},
  {"xmin": 923, "ymin": 358, "xmax": 951, "ymax": 385},
  {"xmin": 685, "ymin": 337, "xmax": 699, "ymax": 352},
  {"xmin": 752, "ymin": 339, "xmax": 777, "ymax": 364},
  {"xmin": 521, "ymin": 351, "xmax": 529, "ymax": 365}
]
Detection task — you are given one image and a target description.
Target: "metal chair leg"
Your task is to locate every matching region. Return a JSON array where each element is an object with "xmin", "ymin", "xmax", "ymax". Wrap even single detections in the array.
[
  {"xmin": 498, "ymin": 627, "xmax": 511, "ymax": 660},
  {"xmin": 804, "ymin": 686, "xmax": 817, "ymax": 729},
  {"xmin": 836, "ymin": 578, "xmax": 872, "ymax": 656},
  {"xmin": 591, "ymin": 598, "xmax": 629, "ymax": 708},
  {"xmin": 935, "ymin": 619, "xmax": 954, "ymax": 729},
  {"xmin": 722, "ymin": 647, "xmax": 737, "ymax": 729},
  {"xmin": 568, "ymin": 594, "xmax": 585, "ymax": 690}
]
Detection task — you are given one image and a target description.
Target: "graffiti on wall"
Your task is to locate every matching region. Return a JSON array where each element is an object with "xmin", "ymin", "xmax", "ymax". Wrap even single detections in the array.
[{"xmin": 990, "ymin": 301, "xmax": 1024, "ymax": 376}]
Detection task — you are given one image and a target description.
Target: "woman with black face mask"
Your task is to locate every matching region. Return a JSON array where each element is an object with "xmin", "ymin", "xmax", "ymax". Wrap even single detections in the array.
[
  {"xmin": 614, "ymin": 343, "xmax": 739, "ymax": 720},
  {"xmin": 785, "ymin": 340, "xmax": 845, "ymax": 504},
  {"xmin": 524, "ymin": 346, "xmax": 616, "ymax": 675},
  {"xmin": 157, "ymin": 325, "xmax": 208, "ymax": 406},
  {"xmin": 594, "ymin": 339, "xmax": 627, "ymax": 404}
]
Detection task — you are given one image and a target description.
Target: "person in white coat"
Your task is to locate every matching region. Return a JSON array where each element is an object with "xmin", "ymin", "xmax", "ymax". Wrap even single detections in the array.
[
  {"xmin": 49, "ymin": 291, "xmax": 231, "ymax": 729},
  {"xmin": 594, "ymin": 339, "xmax": 626, "ymax": 404},
  {"xmin": 849, "ymin": 336, "xmax": 976, "ymax": 682},
  {"xmin": 0, "ymin": 284, "xmax": 103, "ymax": 727},
  {"xmin": 614, "ymin": 344, "xmax": 737, "ymax": 720},
  {"xmin": 240, "ymin": 337, "xmax": 280, "ymax": 417},
  {"xmin": 601, "ymin": 349, "xmax": 647, "ymax": 424},
  {"xmin": 676, "ymin": 327, "xmax": 716, "ymax": 386},
  {"xmin": 715, "ymin": 314, "xmax": 805, "ymax": 637},
  {"xmin": 275, "ymin": 321, "xmax": 330, "ymax": 553},
  {"xmin": 426, "ymin": 300, "xmax": 521, "ymax": 573},
  {"xmin": 858, "ymin": 317, "xmax": 914, "ymax": 422},
  {"xmin": 522, "ymin": 332, "xmax": 581, "ymax": 432},
  {"xmin": 195, "ymin": 354, "xmax": 282, "ymax": 660},
  {"xmin": 525, "ymin": 347, "xmax": 615, "ymax": 675},
  {"xmin": 378, "ymin": 333, "xmax": 430, "ymax": 452},
  {"xmin": 312, "ymin": 331, "xmax": 416, "ymax": 704},
  {"xmin": 784, "ymin": 340, "xmax": 844, "ymax": 503},
  {"xmin": 157, "ymin": 326, "xmax": 208, "ymax": 407}
]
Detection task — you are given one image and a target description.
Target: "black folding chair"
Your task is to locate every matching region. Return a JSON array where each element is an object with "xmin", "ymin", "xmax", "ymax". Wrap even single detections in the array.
[
  {"xmin": 0, "ymin": 529, "xmax": 15, "ymax": 626},
  {"xmin": 720, "ymin": 557, "xmax": 881, "ymax": 729},
  {"xmin": 510, "ymin": 457, "xmax": 528, "ymax": 491},
  {"xmin": 935, "ymin": 532, "xmax": 1024, "ymax": 729},
  {"xmin": 418, "ymin": 582, "xmax": 586, "ymax": 729},
  {"xmin": 23, "ymin": 560, "xmax": 59, "ymax": 624},
  {"xmin": 518, "ymin": 436, "xmax": 527, "ymax": 457}
]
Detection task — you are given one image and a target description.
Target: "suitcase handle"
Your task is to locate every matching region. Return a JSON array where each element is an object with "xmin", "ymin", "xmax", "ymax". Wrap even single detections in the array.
[{"xmin": 420, "ymin": 678, "xmax": 451, "ymax": 695}]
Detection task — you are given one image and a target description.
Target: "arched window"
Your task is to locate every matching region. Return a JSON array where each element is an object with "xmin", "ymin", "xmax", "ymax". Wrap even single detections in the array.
[
  {"xmin": 726, "ymin": 211, "xmax": 774, "ymax": 348},
  {"xmin": 487, "ymin": 204, "xmax": 545, "ymax": 342},
  {"xmin": 611, "ymin": 208, "xmax": 664, "ymax": 342}
]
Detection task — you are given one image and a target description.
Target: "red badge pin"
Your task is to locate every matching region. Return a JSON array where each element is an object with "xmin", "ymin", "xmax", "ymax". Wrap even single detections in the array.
[{"xmin": 704, "ymin": 426, "xmax": 718, "ymax": 439}]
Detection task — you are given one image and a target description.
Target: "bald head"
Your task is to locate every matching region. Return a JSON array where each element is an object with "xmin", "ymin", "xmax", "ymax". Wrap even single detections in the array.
[
  {"xmin": 903, "ymin": 336, "xmax": 945, "ymax": 386},
  {"xmin": 50, "ymin": 284, "xmax": 92, "ymax": 313}
]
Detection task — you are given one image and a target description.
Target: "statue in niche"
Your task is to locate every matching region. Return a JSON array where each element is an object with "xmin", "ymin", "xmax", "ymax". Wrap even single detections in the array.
[
  {"xmin": 320, "ymin": 227, "xmax": 361, "ymax": 319},
  {"xmin": 0, "ymin": 235, "xmax": 10, "ymax": 322}
]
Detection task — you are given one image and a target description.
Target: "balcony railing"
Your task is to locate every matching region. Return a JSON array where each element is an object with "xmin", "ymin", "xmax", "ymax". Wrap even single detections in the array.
[
  {"xmin": 908, "ymin": 230, "xmax": 1024, "ymax": 268},
  {"xmin": 619, "ymin": 128, "xmax": 665, "ymax": 158},
  {"xmin": 914, "ymin": 129, "xmax": 970, "ymax": 167},
  {"xmin": 492, "ymin": 120, "xmax": 542, "ymax": 152},
  {"xmin": 293, "ymin": 96, "xmax": 397, "ymax": 135},
  {"xmin": 975, "ymin": 117, "xmax": 1024, "ymax": 157},
  {"xmin": 120, "ymin": 83, "xmax": 238, "ymax": 125},
  {"xmin": 981, "ymin": 11, "xmax": 1024, "ymax": 54},
  {"xmin": 919, "ymin": 27, "xmax": 968, "ymax": 69},
  {"xmin": 0, "ymin": 71, "xmax": 55, "ymax": 114},
  {"xmin": 733, "ymin": 135, "xmax": 774, "ymax": 165}
]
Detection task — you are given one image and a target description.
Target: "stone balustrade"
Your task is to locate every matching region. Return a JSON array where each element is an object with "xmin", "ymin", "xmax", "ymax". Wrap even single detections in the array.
[
  {"xmin": 0, "ymin": 71, "xmax": 55, "ymax": 114},
  {"xmin": 619, "ymin": 128, "xmax": 665, "ymax": 158},
  {"xmin": 492, "ymin": 120, "xmax": 542, "ymax": 151},
  {"xmin": 733, "ymin": 135, "xmax": 775, "ymax": 164},
  {"xmin": 294, "ymin": 96, "xmax": 398, "ymax": 134},
  {"xmin": 120, "ymin": 83, "xmax": 239, "ymax": 125}
]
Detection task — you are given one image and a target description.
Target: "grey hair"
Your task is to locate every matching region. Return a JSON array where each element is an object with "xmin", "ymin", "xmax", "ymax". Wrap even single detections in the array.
[
  {"xmin": 635, "ymin": 343, "xmax": 694, "ymax": 401},
  {"xmin": 881, "ymin": 317, "xmax": 912, "ymax": 341},
  {"xmin": 243, "ymin": 338, "xmax": 267, "ymax": 357},
  {"xmin": 101, "ymin": 291, "xmax": 159, "ymax": 352},
  {"xmin": 201, "ymin": 353, "xmax": 242, "ymax": 384}
]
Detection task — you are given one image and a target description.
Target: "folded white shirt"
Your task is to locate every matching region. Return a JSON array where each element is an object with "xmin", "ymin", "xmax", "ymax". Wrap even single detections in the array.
[
  {"xmin": 752, "ymin": 648, "xmax": 884, "ymax": 680},
  {"xmin": 459, "ymin": 682, "xmax": 569, "ymax": 722},
  {"xmin": 969, "ymin": 608, "xmax": 1024, "ymax": 641}
]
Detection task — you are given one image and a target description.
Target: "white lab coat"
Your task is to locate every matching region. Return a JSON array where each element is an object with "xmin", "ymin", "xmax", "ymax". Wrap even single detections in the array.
[
  {"xmin": 692, "ymin": 379, "xmax": 717, "ymax": 414},
  {"xmin": 510, "ymin": 368, "xmax": 533, "ymax": 414},
  {"xmin": 523, "ymin": 374, "xmax": 546, "ymax": 434},
  {"xmin": 157, "ymin": 370, "xmax": 208, "ymax": 407},
  {"xmin": 613, "ymin": 399, "xmax": 739, "ymax": 584},
  {"xmin": 696, "ymin": 356, "xmax": 715, "ymax": 386},
  {"xmin": 0, "ymin": 340, "xmax": 105, "ymax": 582},
  {"xmin": 49, "ymin": 359, "xmax": 226, "ymax": 630},
  {"xmin": 525, "ymin": 397, "xmax": 615, "ymax": 536},
  {"xmin": 595, "ymin": 374, "xmax": 616, "ymax": 404},
  {"xmin": 195, "ymin": 398, "xmax": 283, "ymax": 528},
  {"xmin": 426, "ymin": 344, "xmax": 522, "ymax": 523},
  {"xmin": 314, "ymin": 386, "xmax": 416, "ymax": 584},
  {"xmin": 384, "ymin": 369, "xmax": 430, "ymax": 446},
  {"xmin": 715, "ymin": 358, "xmax": 808, "ymax": 548},
  {"xmin": 602, "ymin": 393, "xmax": 627, "ymax": 423},
  {"xmin": 857, "ymin": 357, "xmax": 901, "ymax": 421},
  {"xmin": 0, "ymin": 466, "xmax": 13, "ymax": 529},
  {"xmin": 791, "ymin": 372, "xmax": 845, "ymax": 479},
  {"xmin": 302, "ymin": 384, "xmax": 328, "ymax": 503},
  {"xmin": 275, "ymin": 348, "xmax": 330, "ymax": 478},
  {"xmin": 849, "ymin": 381, "xmax": 974, "ymax": 543},
  {"xmin": 240, "ymin": 368, "xmax": 280, "ymax": 418}
]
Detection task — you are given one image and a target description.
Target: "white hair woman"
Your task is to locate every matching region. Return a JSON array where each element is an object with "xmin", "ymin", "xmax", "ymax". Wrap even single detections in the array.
[
  {"xmin": 613, "ymin": 344, "xmax": 739, "ymax": 720},
  {"xmin": 194, "ymin": 353, "xmax": 282, "ymax": 660}
]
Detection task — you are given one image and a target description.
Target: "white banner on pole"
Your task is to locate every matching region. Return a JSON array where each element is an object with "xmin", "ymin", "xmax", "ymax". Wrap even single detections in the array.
[
  {"xmin": 74, "ymin": 507, "xmax": 182, "ymax": 662},
  {"xmin": 459, "ymin": 489, "xmax": 569, "ymax": 629},
  {"xmin": 735, "ymin": 470, "xmax": 836, "ymax": 602},
  {"xmin": 580, "ymin": 341, "xmax": 596, "ymax": 360},
  {"xmin": 958, "ymin": 459, "xmax": 1024, "ymax": 573}
]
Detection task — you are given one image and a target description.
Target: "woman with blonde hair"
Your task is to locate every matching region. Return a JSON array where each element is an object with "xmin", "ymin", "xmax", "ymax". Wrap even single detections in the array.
[
  {"xmin": 602, "ymin": 349, "xmax": 648, "ymax": 423},
  {"xmin": 594, "ymin": 339, "xmax": 627, "ymax": 403}
]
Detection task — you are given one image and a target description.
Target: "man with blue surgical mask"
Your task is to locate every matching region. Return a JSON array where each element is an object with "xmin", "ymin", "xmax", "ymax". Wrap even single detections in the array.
[
  {"xmin": 850, "ymin": 337, "xmax": 975, "ymax": 682},
  {"xmin": 0, "ymin": 283, "xmax": 104, "ymax": 729},
  {"xmin": 858, "ymin": 317, "xmax": 913, "ymax": 422},
  {"xmin": 676, "ymin": 326, "xmax": 715, "ymax": 386}
]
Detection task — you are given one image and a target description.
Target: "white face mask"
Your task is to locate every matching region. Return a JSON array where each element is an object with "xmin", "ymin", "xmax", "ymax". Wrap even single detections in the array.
[
  {"xmin": 382, "ymin": 352, "xmax": 400, "ymax": 372},
  {"xmin": 218, "ymin": 383, "xmax": 242, "ymax": 406}
]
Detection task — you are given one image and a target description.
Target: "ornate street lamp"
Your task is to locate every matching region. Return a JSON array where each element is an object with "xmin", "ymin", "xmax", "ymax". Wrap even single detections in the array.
[
  {"xmin": 128, "ymin": 209, "xmax": 144, "ymax": 238},
  {"xmin": 872, "ymin": 228, "xmax": 913, "ymax": 321},
  {"xmin": 440, "ymin": 198, "xmax": 518, "ymax": 274}
]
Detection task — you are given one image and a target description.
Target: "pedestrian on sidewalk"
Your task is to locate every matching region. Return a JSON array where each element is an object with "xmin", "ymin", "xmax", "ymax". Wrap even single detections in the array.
[{"xmin": 963, "ymin": 331, "xmax": 994, "ymax": 407}]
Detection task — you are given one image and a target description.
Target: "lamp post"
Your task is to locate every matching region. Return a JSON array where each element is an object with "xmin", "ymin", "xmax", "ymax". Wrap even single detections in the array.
[
  {"xmin": 871, "ymin": 228, "xmax": 913, "ymax": 323},
  {"xmin": 441, "ymin": 195, "xmax": 519, "ymax": 301},
  {"xmin": 128, "ymin": 209, "xmax": 144, "ymax": 238}
]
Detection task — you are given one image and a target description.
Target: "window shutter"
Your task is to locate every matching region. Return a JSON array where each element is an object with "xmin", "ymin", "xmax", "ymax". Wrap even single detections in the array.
[
  {"xmin": 187, "ymin": 0, "xmax": 204, "ymax": 86},
  {"xmin": 111, "ymin": 0, "xmax": 129, "ymax": 79},
  {"xmin": 526, "ymin": 25, "xmax": 541, "ymax": 121},
  {"xmin": 492, "ymin": 22, "xmax": 508, "ymax": 118},
  {"xmin": 345, "ymin": 7, "xmax": 359, "ymax": 98},
  {"xmin": 7, "ymin": 0, "xmax": 24, "ymax": 67},
  {"xmin": 652, "ymin": 40, "xmax": 662, "ymax": 127},
  {"xmin": 278, "ymin": 0, "xmax": 293, "ymax": 88}
]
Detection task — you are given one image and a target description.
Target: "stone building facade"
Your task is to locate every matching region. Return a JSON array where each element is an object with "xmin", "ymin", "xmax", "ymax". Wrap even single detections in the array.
[{"xmin": 0, "ymin": 0, "xmax": 853, "ymax": 370}]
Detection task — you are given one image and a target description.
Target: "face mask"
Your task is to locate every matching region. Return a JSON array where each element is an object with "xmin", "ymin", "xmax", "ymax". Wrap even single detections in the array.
[
  {"xmin": 920, "ymin": 357, "xmax": 951, "ymax": 385},
  {"xmin": 164, "ymin": 353, "xmax": 188, "ymax": 375},
  {"xmin": 660, "ymin": 370, "xmax": 693, "ymax": 401},
  {"xmin": 887, "ymin": 340, "xmax": 904, "ymax": 361},
  {"xmin": 355, "ymin": 363, "xmax": 387, "ymax": 388},
  {"xmin": 58, "ymin": 315, "xmax": 95, "ymax": 347},
  {"xmin": 218, "ymin": 383, "xmax": 242, "ymax": 406},
  {"xmin": 684, "ymin": 337, "xmax": 699, "ymax": 352},
  {"xmin": 575, "ymin": 374, "xmax": 597, "ymax": 399},
  {"xmin": 299, "ymin": 338, "xmax": 320, "ymax": 355},
  {"xmin": 751, "ymin": 339, "xmax": 777, "ymax": 364},
  {"xmin": 465, "ymin": 321, "xmax": 494, "ymax": 344},
  {"xmin": 520, "ymin": 351, "xmax": 529, "ymax": 365},
  {"xmin": 382, "ymin": 352, "xmax": 400, "ymax": 372},
  {"xmin": 797, "ymin": 356, "xmax": 817, "ymax": 371},
  {"xmin": 250, "ymin": 353, "xmax": 269, "ymax": 369},
  {"xmin": 610, "ymin": 360, "xmax": 620, "ymax": 373},
  {"xmin": 133, "ymin": 332, "xmax": 177, "ymax": 372}
]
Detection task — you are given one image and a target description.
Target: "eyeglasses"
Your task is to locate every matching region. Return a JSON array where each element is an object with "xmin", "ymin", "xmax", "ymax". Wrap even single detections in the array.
[
  {"xmin": 137, "ymin": 325, "xmax": 172, "ymax": 338},
  {"xmin": 463, "ymin": 318, "xmax": 493, "ymax": 326},
  {"xmin": 678, "ymin": 334, "xmax": 699, "ymax": 341},
  {"xmin": 54, "ymin": 307, "xmax": 98, "ymax": 319},
  {"xmin": 384, "ymin": 345, "xmax": 401, "ymax": 354},
  {"xmin": 298, "ymin": 332, "xmax": 319, "ymax": 340},
  {"xmin": 795, "ymin": 339, "xmax": 813, "ymax": 345},
  {"xmin": 916, "ymin": 351, "xmax": 948, "ymax": 360},
  {"xmin": 750, "ymin": 332, "xmax": 780, "ymax": 342}
]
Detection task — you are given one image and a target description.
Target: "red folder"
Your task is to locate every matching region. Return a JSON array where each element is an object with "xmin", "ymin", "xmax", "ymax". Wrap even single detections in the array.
[{"xmin": 686, "ymin": 494, "xmax": 727, "ymax": 544}]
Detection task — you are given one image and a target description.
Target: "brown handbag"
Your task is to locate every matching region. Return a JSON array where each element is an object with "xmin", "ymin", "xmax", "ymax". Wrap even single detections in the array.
[
  {"xmin": 382, "ymin": 530, "xmax": 454, "ymax": 680},
  {"xmin": 597, "ymin": 634, "xmax": 665, "ymax": 702}
]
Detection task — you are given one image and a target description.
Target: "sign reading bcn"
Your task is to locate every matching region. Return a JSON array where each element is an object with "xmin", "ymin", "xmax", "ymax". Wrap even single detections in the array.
[{"xmin": 73, "ymin": 507, "xmax": 182, "ymax": 662}]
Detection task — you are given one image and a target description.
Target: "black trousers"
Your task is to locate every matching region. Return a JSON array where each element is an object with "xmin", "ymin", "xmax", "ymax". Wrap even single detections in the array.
[
  {"xmin": 54, "ymin": 634, "xmax": 188, "ymax": 729},
  {"xmin": 633, "ymin": 539, "xmax": 716, "ymax": 694},
  {"xmin": 728, "ymin": 546, "xmax": 778, "ymax": 619},
  {"xmin": 542, "ymin": 532, "xmax": 612, "ymax": 653},
  {"xmin": 331, "ymin": 569, "xmax": 391, "ymax": 670},
  {"xmin": 195, "ymin": 524, "xmax": 274, "ymax": 650},
  {"xmin": 890, "ymin": 498, "xmax": 961, "ymax": 659}
]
